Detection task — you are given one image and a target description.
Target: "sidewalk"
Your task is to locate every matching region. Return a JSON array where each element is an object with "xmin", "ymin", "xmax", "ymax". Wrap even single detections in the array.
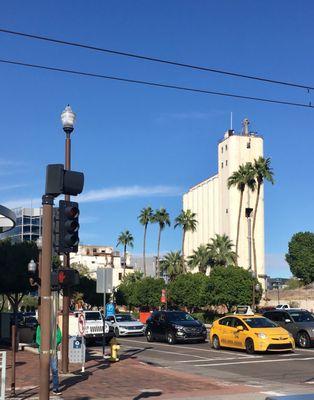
[{"xmin": 2, "ymin": 346, "xmax": 260, "ymax": 400}]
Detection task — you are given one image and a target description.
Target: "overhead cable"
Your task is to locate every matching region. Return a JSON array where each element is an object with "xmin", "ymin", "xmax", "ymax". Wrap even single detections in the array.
[
  {"xmin": 0, "ymin": 27, "xmax": 313, "ymax": 91},
  {"xmin": 0, "ymin": 58, "xmax": 313, "ymax": 109}
]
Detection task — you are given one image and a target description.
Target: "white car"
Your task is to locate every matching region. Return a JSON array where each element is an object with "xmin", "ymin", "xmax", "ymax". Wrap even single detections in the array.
[
  {"xmin": 105, "ymin": 313, "xmax": 145, "ymax": 337},
  {"xmin": 275, "ymin": 304, "xmax": 291, "ymax": 310}
]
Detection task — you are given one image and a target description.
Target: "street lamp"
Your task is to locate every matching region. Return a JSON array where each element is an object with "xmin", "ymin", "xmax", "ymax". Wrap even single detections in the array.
[
  {"xmin": 28, "ymin": 259, "xmax": 37, "ymax": 274},
  {"xmin": 60, "ymin": 104, "xmax": 76, "ymax": 373},
  {"xmin": 61, "ymin": 105, "xmax": 76, "ymax": 134}
]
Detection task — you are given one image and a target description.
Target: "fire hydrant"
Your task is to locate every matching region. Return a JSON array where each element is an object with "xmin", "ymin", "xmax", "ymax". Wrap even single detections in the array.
[{"xmin": 109, "ymin": 337, "xmax": 120, "ymax": 362}]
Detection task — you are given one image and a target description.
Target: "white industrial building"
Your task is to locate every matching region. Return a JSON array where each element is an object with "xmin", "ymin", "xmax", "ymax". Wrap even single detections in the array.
[
  {"xmin": 70, "ymin": 244, "xmax": 134, "ymax": 288},
  {"xmin": 183, "ymin": 119, "xmax": 266, "ymax": 285}
]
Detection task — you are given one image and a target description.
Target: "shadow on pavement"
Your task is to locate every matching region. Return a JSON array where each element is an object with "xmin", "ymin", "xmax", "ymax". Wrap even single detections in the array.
[{"xmin": 133, "ymin": 390, "xmax": 163, "ymax": 400}]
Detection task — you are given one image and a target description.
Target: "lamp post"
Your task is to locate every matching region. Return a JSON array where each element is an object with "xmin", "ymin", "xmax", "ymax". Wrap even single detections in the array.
[
  {"xmin": 60, "ymin": 105, "xmax": 76, "ymax": 373},
  {"xmin": 36, "ymin": 237, "xmax": 42, "ymax": 320},
  {"xmin": 275, "ymin": 280, "xmax": 281, "ymax": 304}
]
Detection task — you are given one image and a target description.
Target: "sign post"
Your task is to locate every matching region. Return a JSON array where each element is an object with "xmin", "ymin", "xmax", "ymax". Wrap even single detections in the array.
[
  {"xmin": 96, "ymin": 268, "xmax": 113, "ymax": 358},
  {"xmin": 78, "ymin": 312, "xmax": 86, "ymax": 372}
]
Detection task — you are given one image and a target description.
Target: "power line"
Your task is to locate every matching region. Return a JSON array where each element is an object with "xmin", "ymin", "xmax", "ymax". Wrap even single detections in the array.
[
  {"xmin": 0, "ymin": 27, "xmax": 313, "ymax": 91},
  {"xmin": 0, "ymin": 58, "xmax": 313, "ymax": 109}
]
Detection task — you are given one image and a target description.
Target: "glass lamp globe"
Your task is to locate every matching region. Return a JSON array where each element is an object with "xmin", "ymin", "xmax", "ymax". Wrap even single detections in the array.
[
  {"xmin": 36, "ymin": 236, "xmax": 42, "ymax": 250},
  {"xmin": 28, "ymin": 259, "xmax": 37, "ymax": 273},
  {"xmin": 61, "ymin": 105, "xmax": 76, "ymax": 133}
]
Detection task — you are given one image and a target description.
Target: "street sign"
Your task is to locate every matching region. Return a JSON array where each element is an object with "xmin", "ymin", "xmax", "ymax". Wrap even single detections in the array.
[
  {"xmin": 161, "ymin": 289, "xmax": 167, "ymax": 304},
  {"xmin": 96, "ymin": 268, "xmax": 113, "ymax": 293},
  {"xmin": 106, "ymin": 303, "xmax": 115, "ymax": 317},
  {"xmin": 78, "ymin": 313, "xmax": 85, "ymax": 336}
]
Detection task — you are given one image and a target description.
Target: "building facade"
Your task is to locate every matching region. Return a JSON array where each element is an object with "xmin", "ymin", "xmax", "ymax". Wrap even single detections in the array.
[
  {"xmin": 183, "ymin": 120, "xmax": 266, "ymax": 283},
  {"xmin": 0, "ymin": 207, "xmax": 42, "ymax": 243},
  {"xmin": 70, "ymin": 244, "xmax": 134, "ymax": 288}
]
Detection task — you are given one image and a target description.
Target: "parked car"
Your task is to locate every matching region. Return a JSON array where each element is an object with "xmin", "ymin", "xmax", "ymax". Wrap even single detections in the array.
[
  {"xmin": 263, "ymin": 309, "xmax": 314, "ymax": 348},
  {"xmin": 145, "ymin": 310, "xmax": 207, "ymax": 344},
  {"xmin": 105, "ymin": 313, "xmax": 145, "ymax": 337},
  {"xmin": 210, "ymin": 313, "xmax": 295, "ymax": 354},
  {"xmin": 22, "ymin": 316, "xmax": 38, "ymax": 330}
]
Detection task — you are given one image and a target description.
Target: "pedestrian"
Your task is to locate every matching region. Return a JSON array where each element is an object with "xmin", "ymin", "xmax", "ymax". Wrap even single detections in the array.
[{"xmin": 36, "ymin": 324, "xmax": 62, "ymax": 395}]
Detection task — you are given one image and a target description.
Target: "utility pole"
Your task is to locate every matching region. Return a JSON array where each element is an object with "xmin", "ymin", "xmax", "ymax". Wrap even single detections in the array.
[{"xmin": 39, "ymin": 194, "xmax": 54, "ymax": 399}]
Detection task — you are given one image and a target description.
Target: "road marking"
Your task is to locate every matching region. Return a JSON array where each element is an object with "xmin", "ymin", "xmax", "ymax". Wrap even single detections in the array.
[
  {"xmin": 279, "ymin": 353, "xmax": 301, "ymax": 357},
  {"xmin": 296, "ymin": 348, "xmax": 314, "ymax": 353},
  {"xmin": 194, "ymin": 356, "xmax": 314, "ymax": 367},
  {"xmin": 175, "ymin": 356, "xmax": 260, "ymax": 363},
  {"xmin": 118, "ymin": 338, "xmax": 251, "ymax": 357},
  {"xmin": 121, "ymin": 345, "xmax": 212, "ymax": 359}
]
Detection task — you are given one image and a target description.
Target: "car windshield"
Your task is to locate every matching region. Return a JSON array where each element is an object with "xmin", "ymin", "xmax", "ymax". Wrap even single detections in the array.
[
  {"xmin": 290, "ymin": 311, "xmax": 314, "ymax": 323},
  {"xmin": 85, "ymin": 312, "xmax": 102, "ymax": 320},
  {"xmin": 167, "ymin": 312, "xmax": 195, "ymax": 322},
  {"xmin": 116, "ymin": 315, "xmax": 136, "ymax": 322},
  {"xmin": 244, "ymin": 317, "xmax": 277, "ymax": 328}
]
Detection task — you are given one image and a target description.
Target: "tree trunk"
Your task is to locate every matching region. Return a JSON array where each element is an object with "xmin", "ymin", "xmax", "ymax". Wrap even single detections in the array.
[
  {"xmin": 143, "ymin": 224, "xmax": 147, "ymax": 277},
  {"xmin": 156, "ymin": 227, "xmax": 161, "ymax": 277},
  {"xmin": 181, "ymin": 230, "xmax": 186, "ymax": 272},
  {"xmin": 236, "ymin": 190, "xmax": 244, "ymax": 266},
  {"xmin": 252, "ymin": 182, "xmax": 261, "ymax": 276},
  {"xmin": 123, "ymin": 245, "xmax": 127, "ymax": 277}
]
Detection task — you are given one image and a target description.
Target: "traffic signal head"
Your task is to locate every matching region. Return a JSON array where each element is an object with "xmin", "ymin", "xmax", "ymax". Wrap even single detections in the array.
[
  {"xmin": 57, "ymin": 269, "xmax": 80, "ymax": 287},
  {"xmin": 58, "ymin": 200, "xmax": 80, "ymax": 254}
]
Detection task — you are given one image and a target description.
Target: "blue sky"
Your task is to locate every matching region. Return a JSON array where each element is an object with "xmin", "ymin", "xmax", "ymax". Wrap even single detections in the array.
[{"xmin": 0, "ymin": 1, "xmax": 313, "ymax": 278}]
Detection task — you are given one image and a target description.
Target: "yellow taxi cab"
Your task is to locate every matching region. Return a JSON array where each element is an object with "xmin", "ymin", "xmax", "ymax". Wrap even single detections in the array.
[{"xmin": 210, "ymin": 307, "xmax": 295, "ymax": 354}]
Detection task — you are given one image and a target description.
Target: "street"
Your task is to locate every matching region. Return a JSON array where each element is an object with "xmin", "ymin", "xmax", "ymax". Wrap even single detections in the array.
[{"xmin": 91, "ymin": 336, "xmax": 314, "ymax": 398}]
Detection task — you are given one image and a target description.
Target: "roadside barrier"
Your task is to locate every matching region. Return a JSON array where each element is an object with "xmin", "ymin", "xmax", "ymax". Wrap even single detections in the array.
[{"xmin": 0, "ymin": 351, "xmax": 6, "ymax": 400}]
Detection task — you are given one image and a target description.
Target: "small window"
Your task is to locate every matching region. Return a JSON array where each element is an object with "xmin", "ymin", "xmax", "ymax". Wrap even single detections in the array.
[
  {"xmin": 226, "ymin": 209, "xmax": 228, "ymax": 214},
  {"xmin": 221, "ymin": 162, "xmax": 223, "ymax": 168},
  {"xmin": 225, "ymin": 144, "xmax": 228, "ymax": 150},
  {"xmin": 118, "ymin": 273, "xmax": 122, "ymax": 280},
  {"xmin": 226, "ymin": 160, "xmax": 228, "ymax": 166},
  {"xmin": 221, "ymin": 147, "xmax": 223, "ymax": 153},
  {"xmin": 247, "ymin": 142, "xmax": 251, "ymax": 149}
]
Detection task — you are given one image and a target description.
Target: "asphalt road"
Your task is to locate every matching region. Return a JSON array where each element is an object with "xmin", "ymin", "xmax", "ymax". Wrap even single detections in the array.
[{"xmin": 90, "ymin": 335, "xmax": 314, "ymax": 397}]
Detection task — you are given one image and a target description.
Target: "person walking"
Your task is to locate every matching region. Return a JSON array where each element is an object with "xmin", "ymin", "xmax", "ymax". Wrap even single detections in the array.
[{"xmin": 36, "ymin": 324, "xmax": 62, "ymax": 395}]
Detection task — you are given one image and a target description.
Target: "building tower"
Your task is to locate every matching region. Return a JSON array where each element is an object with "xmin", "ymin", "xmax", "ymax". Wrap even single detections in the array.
[{"xmin": 183, "ymin": 119, "xmax": 265, "ymax": 282}]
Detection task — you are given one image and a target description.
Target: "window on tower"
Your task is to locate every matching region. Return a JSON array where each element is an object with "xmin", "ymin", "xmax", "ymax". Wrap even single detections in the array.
[
  {"xmin": 247, "ymin": 142, "xmax": 251, "ymax": 149},
  {"xmin": 226, "ymin": 160, "xmax": 228, "ymax": 166},
  {"xmin": 221, "ymin": 162, "xmax": 223, "ymax": 168},
  {"xmin": 225, "ymin": 144, "xmax": 228, "ymax": 150},
  {"xmin": 221, "ymin": 147, "xmax": 223, "ymax": 153}
]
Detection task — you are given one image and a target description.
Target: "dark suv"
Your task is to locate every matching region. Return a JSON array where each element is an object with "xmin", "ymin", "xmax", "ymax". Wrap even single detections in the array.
[
  {"xmin": 146, "ymin": 311, "xmax": 207, "ymax": 344},
  {"xmin": 264, "ymin": 309, "xmax": 314, "ymax": 348}
]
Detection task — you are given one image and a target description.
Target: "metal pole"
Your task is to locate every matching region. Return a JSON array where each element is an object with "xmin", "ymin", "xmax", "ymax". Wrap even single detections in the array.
[
  {"xmin": 277, "ymin": 285, "xmax": 280, "ymax": 304},
  {"xmin": 10, "ymin": 323, "xmax": 16, "ymax": 397},
  {"xmin": 62, "ymin": 132, "xmax": 71, "ymax": 373},
  {"xmin": 102, "ymin": 292, "xmax": 106, "ymax": 358},
  {"xmin": 40, "ymin": 194, "xmax": 54, "ymax": 400},
  {"xmin": 38, "ymin": 250, "xmax": 42, "ymax": 321}
]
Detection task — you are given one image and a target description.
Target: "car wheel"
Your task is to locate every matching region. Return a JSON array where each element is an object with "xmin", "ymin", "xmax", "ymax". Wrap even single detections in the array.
[
  {"xmin": 146, "ymin": 330, "xmax": 154, "ymax": 342},
  {"xmin": 297, "ymin": 331, "xmax": 311, "ymax": 348},
  {"xmin": 114, "ymin": 327, "xmax": 120, "ymax": 338},
  {"xmin": 212, "ymin": 335, "xmax": 220, "ymax": 350},
  {"xmin": 245, "ymin": 338, "xmax": 255, "ymax": 354},
  {"xmin": 167, "ymin": 332, "xmax": 176, "ymax": 345}
]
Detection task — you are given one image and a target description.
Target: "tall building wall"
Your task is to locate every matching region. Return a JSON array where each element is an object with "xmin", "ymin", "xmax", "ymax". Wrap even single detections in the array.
[{"xmin": 183, "ymin": 125, "xmax": 265, "ymax": 281}]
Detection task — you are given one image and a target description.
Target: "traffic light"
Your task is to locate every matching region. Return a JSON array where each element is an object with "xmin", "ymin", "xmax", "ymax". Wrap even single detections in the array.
[
  {"xmin": 57, "ymin": 269, "xmax": 80, "ymax": 287},
  {"xmin": 58, "ymin": 200, "xmax": 80, "ymax": 254}
]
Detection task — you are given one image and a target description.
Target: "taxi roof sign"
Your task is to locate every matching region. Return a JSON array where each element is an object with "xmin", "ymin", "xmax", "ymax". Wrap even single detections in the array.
[{"xmin": 234, "ymin": 305, "xmax": 254, "ymax": 315}]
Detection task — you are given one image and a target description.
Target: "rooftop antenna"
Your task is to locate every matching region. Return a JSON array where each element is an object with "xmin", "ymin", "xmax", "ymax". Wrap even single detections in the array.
[
  {"xmin": 230, "ymin": 112, "xmax": 233, "ymax": 130},
  {"xmin": 242, "ymin": 118, "xmax": 250, "ymax": 136}
]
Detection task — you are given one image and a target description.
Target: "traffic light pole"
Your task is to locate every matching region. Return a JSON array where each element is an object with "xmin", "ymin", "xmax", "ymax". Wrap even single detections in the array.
[
  {"xmin": 62, "ymin": 132, "xmax": 71, "ymax": 374},
  {"xmin": 40, "ymin": 194, "xmax": 54, "ymax": 400}
]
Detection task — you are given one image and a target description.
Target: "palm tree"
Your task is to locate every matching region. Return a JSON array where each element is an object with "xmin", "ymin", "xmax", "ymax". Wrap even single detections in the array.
[
  {"xmin": 207, "ymin": 234, "xmax": 237, "ymax": 268},
  {"xmin": 252, "ymin": 157, "xmax": 274, "ymax": 274},
  {"xmin": 160, "ymin": 251, "xmax": 184, "ymax": 281},
  {"xmin": 138, "ymin": 207, "xmax": 153, "ymax": 277},
  {"xmin": 228, "ymin": 163, "xmax": 256, "ymax": 263},
  {"xmin": 152, "ymin": 208, "xmax": 171, "ymax": 277},
  {"xmin": 117, "ymin": 230, "xmax": 134, "ymax": 277},
  {"xmin": 174, "ymin": 209, "xmax": 198, "ymax": 270},
  {"xmin": 187, "ymin": 244, "xmax": 211, "ymax": 274}
]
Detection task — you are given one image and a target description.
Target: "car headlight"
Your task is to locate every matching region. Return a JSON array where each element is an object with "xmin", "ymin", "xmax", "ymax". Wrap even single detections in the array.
[
  {"xmin": 255, "ymin": 332, "xmax": 268, "ymax": 339},
  {"xmin": 174, "ymin": 324, "xmax": 184, "ymax": 330}
]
